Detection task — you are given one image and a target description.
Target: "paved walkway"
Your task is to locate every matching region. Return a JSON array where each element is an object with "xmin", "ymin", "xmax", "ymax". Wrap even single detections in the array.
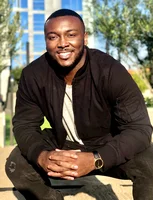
[{"xmin": 0, "ymin": 108, "xmax": 152, "ymax": 200}]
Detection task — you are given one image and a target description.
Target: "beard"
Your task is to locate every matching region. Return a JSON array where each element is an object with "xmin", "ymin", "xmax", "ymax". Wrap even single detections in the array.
[
  {"xmin": 62, "ymin": 45, "xmax": 85, "ymax": 68},
  {"xmin": 47, "ymin": 45, "xmax": 85, "ymax": 75}
]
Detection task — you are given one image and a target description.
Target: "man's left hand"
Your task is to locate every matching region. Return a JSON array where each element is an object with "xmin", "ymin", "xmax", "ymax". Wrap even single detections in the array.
[{"xmin": 74, "ymin": 152, "xmax": 95, "ymax": 177}]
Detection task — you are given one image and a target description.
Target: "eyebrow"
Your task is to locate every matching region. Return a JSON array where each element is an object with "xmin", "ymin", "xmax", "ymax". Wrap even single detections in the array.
[{"xmin": 46, "ymin": 29, "xmax": 79, "ymax": 36}]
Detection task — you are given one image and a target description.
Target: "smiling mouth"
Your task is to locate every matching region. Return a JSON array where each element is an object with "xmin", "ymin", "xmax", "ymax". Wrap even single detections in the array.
[{"xmin": 57, "ymin": 52, "xmax": 72, "ymax": 60}]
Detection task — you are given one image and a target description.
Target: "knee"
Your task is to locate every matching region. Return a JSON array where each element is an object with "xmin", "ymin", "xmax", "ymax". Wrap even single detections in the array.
[
  {"xmin": 5, "ymin": 146, "xmax": 27, "ymax": 184},
  {"xmin": 5, "ymin": 146, "xmax": 50, "ymax": 190},
  {"xmin": 5, "ymin": 147, "xmax": 17, "ymax": 175},
  {"xmin": 134, "ymin": 144, "xmax": 153, "ymax": 176}
]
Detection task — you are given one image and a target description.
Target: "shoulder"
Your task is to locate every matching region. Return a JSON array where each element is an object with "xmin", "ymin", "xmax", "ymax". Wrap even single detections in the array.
[
  {"xmin": 21, "ymin": 53, "xmax": 53, "ymax": 84},
  {"xmin": 87, "ymin": 48, "xmax": 114, "ymax": 63},
  {"xmin": 86, "ymin": 47, "xmax": 133, "ymax": 95},
  {"xmin": 87, "ymin": 47, "xmax": 125, "ymax": 75},
  {"xmin": 87, "ymin": 47, "xmax": 121, "ymax": 71}
]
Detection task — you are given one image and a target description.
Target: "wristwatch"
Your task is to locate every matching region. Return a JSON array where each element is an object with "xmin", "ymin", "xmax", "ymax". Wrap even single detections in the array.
[{"xmin": 93, "ymin": 151, "xmax": 104, "ymax": 170}]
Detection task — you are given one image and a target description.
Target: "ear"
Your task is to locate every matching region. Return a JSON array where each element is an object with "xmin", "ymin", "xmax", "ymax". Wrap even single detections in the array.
[{"xmin": 84, "ymin": 32, "xmax": 88, "ymax": 45}]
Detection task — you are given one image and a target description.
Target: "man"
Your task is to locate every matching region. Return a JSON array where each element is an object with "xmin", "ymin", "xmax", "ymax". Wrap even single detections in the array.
[{"xmin": 5, "ymin": 9, "xmax": 153, "ymax": 200}]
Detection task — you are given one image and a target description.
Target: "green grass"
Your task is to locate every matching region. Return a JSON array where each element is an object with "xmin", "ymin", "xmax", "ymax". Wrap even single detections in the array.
[
  {"xmin": 5, "ymin": 114, "xmax": 10, "ymax": 145},
  {"xmin": 5, "ymin": 114, "xmax": 16, "ymax": 145}
]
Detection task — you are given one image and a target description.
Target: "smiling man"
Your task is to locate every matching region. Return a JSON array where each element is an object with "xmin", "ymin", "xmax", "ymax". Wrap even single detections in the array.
[
  {"xmin": 45, "ymin": 14, "xmax": 87, "ymax": 68},
  {"xmin": 5, "ymin": 9, "xmax": 153, "ymax": 200},
  {"xmin": 44, "ymin": 13, "xmax": 87, "ymax": 85}
]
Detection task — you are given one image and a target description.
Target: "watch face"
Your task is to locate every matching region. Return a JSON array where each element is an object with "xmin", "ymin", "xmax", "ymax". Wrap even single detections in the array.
[{"xmin": 95, "ymin": 159, "xmax": 103, "ymax": 169}]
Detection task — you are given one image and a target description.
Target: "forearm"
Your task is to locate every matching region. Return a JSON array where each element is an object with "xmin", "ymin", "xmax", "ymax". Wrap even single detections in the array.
[
  {"xmin": 13, "ymin": 124, "xmax": 53, "ymax": 165},
  {"xmin": 96, "ymin": 123, "xmax": 152, "ymax": 172}
]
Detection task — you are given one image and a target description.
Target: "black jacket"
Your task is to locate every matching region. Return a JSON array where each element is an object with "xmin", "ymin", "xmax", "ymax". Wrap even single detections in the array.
[{"xmin": 13, "ymin": 47, "xmax": 152, "ymax": 171}]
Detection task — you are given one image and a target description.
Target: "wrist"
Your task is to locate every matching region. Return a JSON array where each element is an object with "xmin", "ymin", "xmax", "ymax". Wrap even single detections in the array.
[
  {"xmin": 93, "ymin": 151, "xmax": 104, "ymax": 170},
  {"xmin": 90, "ymin": 152, "xmax": 96, "ymax": 171},
  {"xmin": 37, "ymin": 150, "xmax": 49, "ymax": 166}
]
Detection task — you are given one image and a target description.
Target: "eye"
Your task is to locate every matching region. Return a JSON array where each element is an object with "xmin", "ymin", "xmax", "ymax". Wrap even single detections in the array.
[
  {"xmin": 48, "ymin": 35, "xmax": 58, "ymax": 40},
  {"xmin": 68, "ymin": 33, "xmax": 76, "ymax": 37}
]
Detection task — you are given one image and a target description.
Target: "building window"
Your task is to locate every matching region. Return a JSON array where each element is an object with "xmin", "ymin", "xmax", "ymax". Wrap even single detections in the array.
[
  {"xmin": 62, "ymin": 0, "xmax": 82, "ymax": 11},
  {"xmin": 21, "ymin": 0, "xmax": 28, "ymax": 8},
  {"xmin": 12, "ymin": 0, "xmax": 18, "ymax": 7},
  {"xmin": 21, "ymin": 33, "xmax": 28, "ymax": 51},
  {"xmin": 12, "ymin": 0, "xmax": 28, "ymax": 8},
  {"xmin": 19, "ymin": 54, "xmax": 27, "ymax": 66},
  {"xmin": 16, "ymin": 33, "xmax": 28, "ymax": 52},
  {"xmin": 33, "ymin": 14, "xmax": 45, "ymax": 31},
  {"xmin": 33, "ymin": 0, "xmax": 44, "ymax": 10},
  {"xmin": 20, "ymin": 12, "xmax": 28, "ymax": 29},
  {"xmin": 34, "ymin": 34, "xmax": 45, "ymax": 53},
  {"xmin": 12, "ymin": 55, "xmax": 20, "ymax": 67}
]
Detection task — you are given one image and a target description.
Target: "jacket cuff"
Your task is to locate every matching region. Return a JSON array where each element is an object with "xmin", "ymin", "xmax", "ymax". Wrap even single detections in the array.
[
  {"xmin": 97, "ymin": 144, "xmax": 118, "ymax": 172},
  {"xmin": 27, "ymin": 143, "xmax": 54, "ymax": 166}
]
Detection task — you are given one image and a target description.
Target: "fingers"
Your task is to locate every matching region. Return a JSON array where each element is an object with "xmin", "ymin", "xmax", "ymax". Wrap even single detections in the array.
[
  {"xmin": 44, "ymin": 149, "xmax": 82, "ymax": 179},
  {"xmin": 49, "ymin": 150, "xmax": 79, "ymax": 161},
  {"xmin": 47, "ymin": 151, "xmax": 79, "ymax": 179},
  {"xmin": 55, "ymin": 149, "xmax": 81, "ymax": 152},
  {"xmin": 47, "ymin": 160, "xmax": 78, "ymax": 172},
  {"xmin": 47, "ymin": 169, "xmax": 78, "ymax": 179},
  {"xmin": 61, "ymin": 176, "xmax": 75, "ymax": 180},
  {"xmin": 48, "ymin": 171, "xmax": 75, "ymax": 180}
]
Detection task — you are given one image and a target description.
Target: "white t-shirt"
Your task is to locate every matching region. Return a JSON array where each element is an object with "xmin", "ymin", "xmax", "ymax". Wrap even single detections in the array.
[{"xmin": 62, "ymin": 84, "xmax": 84, "ymax": 145}]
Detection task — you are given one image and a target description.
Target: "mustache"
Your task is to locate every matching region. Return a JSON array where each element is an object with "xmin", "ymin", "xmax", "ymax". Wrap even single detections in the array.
[{"xmin": 57, "ymin": 48, "xmax": 73, "ymax": 52}]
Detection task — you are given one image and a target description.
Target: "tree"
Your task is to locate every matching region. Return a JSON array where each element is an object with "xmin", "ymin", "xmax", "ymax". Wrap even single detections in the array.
[
  {"xmin": 90, "ymin": 0, "xmax": 141, "ymax": 61},
  {"xmin": 11, "ymin": 66, "xmax": 23, "ymax": 83},
  {"xmin": 89, "ymin": 0, "xmax": 153, "ymax": 87},
  {"xmin": 0, "ymin": 0, "xmax": 22, "ymax": 72},
  {"xmin": 89, "ymin": 0, "xmax": 117, "ymax": 54},
  {"xmin": 131, "ymin": 0, "xmax": 153, "ymax": 87}
]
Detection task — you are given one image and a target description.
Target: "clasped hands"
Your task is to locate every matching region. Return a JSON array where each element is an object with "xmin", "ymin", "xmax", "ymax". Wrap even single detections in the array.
[{"xmin": 37, "ymin": 149, "xmax": 95, "ymax": 180}]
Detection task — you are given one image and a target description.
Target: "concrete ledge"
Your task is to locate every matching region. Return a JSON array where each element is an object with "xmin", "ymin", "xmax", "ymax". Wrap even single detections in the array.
[
  {"xmin": 61, "ymin": 176, "xmax": 132, "ymax": 200},
  {"xmin": 0, "ymin": 176, "xmax": 132, "ymax": 200}
]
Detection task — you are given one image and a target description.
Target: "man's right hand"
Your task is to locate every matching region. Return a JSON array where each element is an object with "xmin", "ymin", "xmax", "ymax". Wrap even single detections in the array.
[{"xmin": 37, "ymin": 150, "xmax": 79, "ymax": 180}]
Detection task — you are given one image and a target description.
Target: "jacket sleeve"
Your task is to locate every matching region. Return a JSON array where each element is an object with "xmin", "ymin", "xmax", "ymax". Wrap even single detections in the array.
[
  {"xmin": 12, "ymin": 68, "xmax": 52, "ymax": 165},
  {"xmin": 97, "ymin": 59, "xmax": 153, "ymax": 172}
]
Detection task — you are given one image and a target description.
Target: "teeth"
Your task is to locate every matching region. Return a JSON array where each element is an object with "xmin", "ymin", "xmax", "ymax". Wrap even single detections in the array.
[{"xmin": 58, "ymin": 52, "xmax": 71, "ymax": 59}]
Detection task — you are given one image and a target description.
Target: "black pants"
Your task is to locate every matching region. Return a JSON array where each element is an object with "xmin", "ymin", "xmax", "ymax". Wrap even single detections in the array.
[{"xmin": 5, "ymin": 130, "xmax": 153, "ymax": 200}]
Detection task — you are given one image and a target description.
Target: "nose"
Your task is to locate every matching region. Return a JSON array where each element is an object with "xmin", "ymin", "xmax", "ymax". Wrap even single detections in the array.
[{"xmin": 58, "ymin": 36, "xmax": 69, "ymax": 48}]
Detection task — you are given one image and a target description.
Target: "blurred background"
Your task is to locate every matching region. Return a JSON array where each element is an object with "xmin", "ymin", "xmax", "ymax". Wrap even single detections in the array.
[{"xmin": 0, "ymin": 0, "xmax": 153, "ymax": 147}]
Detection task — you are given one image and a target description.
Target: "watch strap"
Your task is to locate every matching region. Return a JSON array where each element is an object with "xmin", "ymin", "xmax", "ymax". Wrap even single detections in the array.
[{"xmin": 93, "ymin": 151, "xmax": 104, "ymax": 170}]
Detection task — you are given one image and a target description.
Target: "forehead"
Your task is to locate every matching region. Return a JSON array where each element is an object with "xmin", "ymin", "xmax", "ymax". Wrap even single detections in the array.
[{"xmin": 45, "ymin": 16, "xmax": 84, "ymax": 33}]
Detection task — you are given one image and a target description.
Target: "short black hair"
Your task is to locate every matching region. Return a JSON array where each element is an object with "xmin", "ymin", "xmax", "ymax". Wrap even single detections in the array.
[{"xmin": 44, "ymin": 9, "xmax": 85, "ymax": 31}]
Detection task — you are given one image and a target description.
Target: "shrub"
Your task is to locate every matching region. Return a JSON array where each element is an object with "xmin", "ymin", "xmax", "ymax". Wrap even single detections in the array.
[
  {"xmin": 145, "ymin": 97, "xmax": 153, "ymax": 107},
  {"xmin": 131, "ymin": 73, "xmax": 148, "ymax": 93}
]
